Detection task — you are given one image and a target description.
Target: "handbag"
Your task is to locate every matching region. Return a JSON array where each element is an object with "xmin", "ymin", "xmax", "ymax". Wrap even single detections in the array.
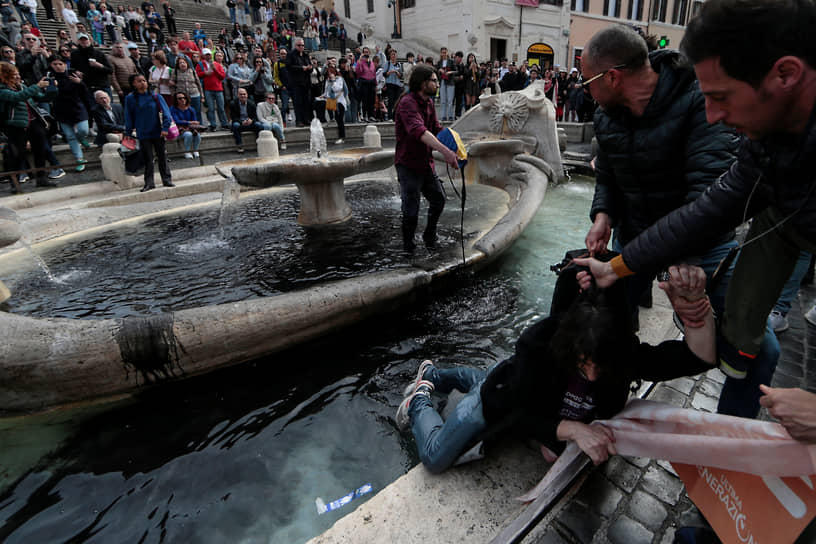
[
  {"xmin": 325, "ymin": 97, "xmax": 337, "ymax": 111},
  {"xmin": 32, "ymin": 106, "xmax": 58, "ymax": 138},
  {"xmin": 152, "ymin": 94, "xmax": 179, "ymax": 140}
]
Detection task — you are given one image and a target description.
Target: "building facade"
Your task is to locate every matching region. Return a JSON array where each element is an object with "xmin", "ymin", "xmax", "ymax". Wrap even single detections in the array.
[
  {"xmin": 568, "ymin": 0, "xmax": 701, "ymax": 70},
  {"xmin": 340, "ymin": 0, "xmax": 571, "ymax": 67}
]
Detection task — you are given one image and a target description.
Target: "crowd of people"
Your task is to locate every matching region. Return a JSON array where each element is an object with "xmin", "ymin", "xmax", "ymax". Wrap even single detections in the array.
[{"xmin": 0, "ymin": 0, "xmax": 600, "ymax": 196}]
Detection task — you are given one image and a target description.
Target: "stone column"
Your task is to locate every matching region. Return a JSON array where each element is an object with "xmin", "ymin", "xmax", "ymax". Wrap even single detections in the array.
[
  {"xmin": 100, "ymin": 135, "xmax": 142, "ymax": 190},
  {"xmin": 363, "ymin": 125, "xmax": 381, "ymax": 148},
  {"xmin": 256, "ymin": 130, "xmax": 280, "ymax": 159}
]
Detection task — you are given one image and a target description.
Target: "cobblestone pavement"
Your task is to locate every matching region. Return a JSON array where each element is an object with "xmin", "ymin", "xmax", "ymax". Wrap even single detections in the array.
[{"xmin": 527, "ymin": 285, "xmax": 816, "ymax": 544}]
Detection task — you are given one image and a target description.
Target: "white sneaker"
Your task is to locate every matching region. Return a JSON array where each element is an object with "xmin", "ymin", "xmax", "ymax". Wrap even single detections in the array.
[
  {"xmin": 805, "ymin": 305, "xmax": 816, "ymax": 327},
  {"xmin": 280, "ymin": 142, "xmax": 287, "ymax": 150},
  {"xmin": 334, "ymin": 138, "xmax": 344, "ymax": 144},
  {"xmin": 184, "ymin": 152, "xmax": 193, "ymax": 159},
  {"xmin": 402, "ymin": 360, "xmax": 434, "ymax": 397},
  {"xmin": 768, "ymin": 310, "xmax": 789, "ymax": 333},
  {"xmin": 395, "ymin": 380, "xmax": 434, "ymax": 432},
  {"xmin": 18, "ymin": 173, "xmax": 28, "ymax": 183},
  {"xmin": 193, "ymin": 151, "xmax": 200, "ymax": 158}
]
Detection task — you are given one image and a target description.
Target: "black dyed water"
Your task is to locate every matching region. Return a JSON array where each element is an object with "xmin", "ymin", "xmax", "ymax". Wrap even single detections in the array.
[
  {"xmin": 0, "ymin": 177, "xmax": 595, "ymax": 544},
  {"xmin": 2, "ymin": 182, "xmax": 410, "ymax": 319}
]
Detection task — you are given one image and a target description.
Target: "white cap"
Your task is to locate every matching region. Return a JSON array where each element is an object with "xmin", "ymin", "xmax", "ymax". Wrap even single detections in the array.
[
  {"xmin": 202, "ymin": 48, "xmax": 212, "ymax": 56},
  {"xmin": 570, "ymin": 67, "xmax": 578, "ymax": 73}
]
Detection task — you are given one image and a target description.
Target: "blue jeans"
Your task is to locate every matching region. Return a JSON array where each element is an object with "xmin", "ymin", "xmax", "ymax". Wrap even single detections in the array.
[
  {"xmin": 346, "ymin": 95, "xmax": 358, "ymax": 123},
  {"xmin": 260, "ymin": 122, "xmax": 284, "ymax": 141},
  {"xmin": 409, "ymin": 366, "xmax": 488, "ymax": 474},
  {"xmin": 773, "ymin": 251, "xmax": 812, "ymax": 315},
  {"xmin": 181, "ymin": 130, "xmax": 201, "ymax": 151},
  {"xmin": 439, "ymin": 82, "xmax": 454, "ymax": 121},
  {"xmin": 60, "ymin": 120, "xmax": 89, "ymax": 161},
  {"xmin": 613, "ymin": 236, "xmax": 780, "ymax": 419},
  {"xmin": 190, "ymin": 95, "xmax": 202, "ymax": 123},
  {"xmin": 278, "ymin": 88, "xmax": 290, "ymax": 122},
  {"xmin": 231, "ymin": 120, "xmax": 263, "ymax": 145},
  {"xmin": 204, "ymin": 90, "xmax": 228, "ymax": 128},
  {"xmin": 229, "ymin": 6, "xmax": 236, "ymax": 23}
]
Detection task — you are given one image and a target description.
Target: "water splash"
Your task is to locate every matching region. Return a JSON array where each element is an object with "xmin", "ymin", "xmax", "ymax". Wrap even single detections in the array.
[
  {"xmin": 218, "ymin": 176, "xmax": 242, "ymax": 233},
  {"xmin": 309, "ymin": 118, "xmax": 327, "ymax": 159},
  {"xmin": 19, "ymin": 238, "xmax": 60, "ymax": 283}
]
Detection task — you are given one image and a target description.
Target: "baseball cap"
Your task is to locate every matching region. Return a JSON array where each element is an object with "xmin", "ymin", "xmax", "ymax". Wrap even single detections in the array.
[
  {"xmin": 126, "ymin": 42, "xmax": 139, "ymax": 49},
  {"xmin": 77, "ymin": 33, "xmax": 90, "ymax": 40},
  {"xmin": 202, "ymin": 48, "xmax": 212, "ymax": 56},
  {"xmin": 570, "ymin": 67, "xmax": 578, "ymax": 73}
]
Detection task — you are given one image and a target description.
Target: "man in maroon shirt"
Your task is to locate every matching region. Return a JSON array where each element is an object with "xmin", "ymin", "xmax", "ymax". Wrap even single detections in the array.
[{"xmin": 394, "ymin": 64, "xmax": 459, "ymax": 252}]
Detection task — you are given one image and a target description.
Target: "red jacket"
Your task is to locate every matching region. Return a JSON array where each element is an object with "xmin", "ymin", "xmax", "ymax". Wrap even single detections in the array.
[{"xmin": 195, "ymin": 60, "xmax": 225, "ymax": 91}]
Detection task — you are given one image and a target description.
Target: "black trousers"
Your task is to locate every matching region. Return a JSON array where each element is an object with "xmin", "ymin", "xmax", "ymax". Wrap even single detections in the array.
[
  {"xmin": 4, "ymin": 122, "xmax": 49, "ymax": 184},
  {"xmin": 139, "ymin": 137, "xmax": 172, "ymax": 187},
  {"xmin": 335, "ymin": 102, "xmax": 345, "ymax": 138},
  {"xmin": 291, "ymin": 84, "xmax": 311, "ymax": 125},
  {"xmin": 358, "ymin": 79, "xmax": 375, "ymax": 119}
]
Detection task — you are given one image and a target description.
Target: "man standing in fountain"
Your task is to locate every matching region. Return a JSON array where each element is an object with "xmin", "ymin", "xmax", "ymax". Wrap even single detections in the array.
[{"xmin": 394, "ymin": 63, "xmax": 459, "ymax": 253}]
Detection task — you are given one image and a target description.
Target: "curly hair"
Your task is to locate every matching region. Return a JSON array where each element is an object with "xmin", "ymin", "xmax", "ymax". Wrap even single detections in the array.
[{"xmin": 0, "ymin": 61, "xmax": 20, "ymax": 88}]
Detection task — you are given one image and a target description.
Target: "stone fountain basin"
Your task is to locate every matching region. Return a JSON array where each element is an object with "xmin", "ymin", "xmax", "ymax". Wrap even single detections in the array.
[
  {"xmin": 0, "ymin": 154, "xmax": 553, "ymax": 415},
  {"xmin": 215, "ymin": 147, "xmax": 395, "ymax": 187}
]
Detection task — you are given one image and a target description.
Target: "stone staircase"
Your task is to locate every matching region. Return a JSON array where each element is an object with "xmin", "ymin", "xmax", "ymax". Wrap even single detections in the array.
[{"xmin": 32, "ymin": 0, "xmax": 359, "ymax": 59}]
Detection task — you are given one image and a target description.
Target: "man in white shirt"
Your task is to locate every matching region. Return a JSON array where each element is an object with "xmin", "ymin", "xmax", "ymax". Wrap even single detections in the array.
[{"xmin": 256, "ymin": 92, "xmax": 286, "ymax": 149}]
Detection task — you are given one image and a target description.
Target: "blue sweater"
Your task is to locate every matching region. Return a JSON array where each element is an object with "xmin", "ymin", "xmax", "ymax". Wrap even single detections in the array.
[
  {"xmin": 124, "ymin": 91, "xmax": 172, "ymax": 139},
  {"xmin": 170, "ymin": 105, "xmax": 197, "ymax": 127}
]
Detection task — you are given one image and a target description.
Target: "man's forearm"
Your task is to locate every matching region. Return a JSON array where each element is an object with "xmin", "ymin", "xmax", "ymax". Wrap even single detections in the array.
[{"xmin": 419, "ymin": 130, "xmax": 447, "ymax": 155}]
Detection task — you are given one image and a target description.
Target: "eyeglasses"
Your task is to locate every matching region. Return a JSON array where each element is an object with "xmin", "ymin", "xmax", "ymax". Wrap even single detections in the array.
[
  {"xmin": 176, "ymin": 96, "xmax": 187, "ymax": 101},
  {"xmin": 266, "ymin": 96, "xmax": 275, "ymax": 100},
  {"xmin": 25, "ymin": 37, "xmax": 37, "ymax": 41},
  {"xmin": 580, "ymin": 62, "xmax": 628, "ymax": 89}
]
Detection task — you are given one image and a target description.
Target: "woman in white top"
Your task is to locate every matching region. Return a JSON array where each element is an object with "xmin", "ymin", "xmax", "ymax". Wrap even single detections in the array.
[
  {"xmin": 62, "ymin": 1, "xmax": 80, "ymax": 43},
  {"xmin": 323, "ymin": 65, "xmax": 348, "ymax": 144},
  {"xmin": 149, "ymin": 49, "xmax": 173, "ymax": 106}
]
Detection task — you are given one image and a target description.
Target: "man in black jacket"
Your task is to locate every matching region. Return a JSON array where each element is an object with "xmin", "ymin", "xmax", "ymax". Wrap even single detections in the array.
[
  {"xmin": 91, "ymin": 90, "xmax": 125, "ymax": 145},
  {"xmin": 580, "ymin": 23, "xmax": 778, "ymax": 420},
  {"xmin": 579, "ymin": 0, "xmax": 816, "ymax": 417},
  {"xmin": 229, "ymin": 87, "xmax": 262, "ymax": 153},
  {"xmin": 285, "ymin": 37, "xmax": 311, "ymax": 126},
  {"xmin": 71, "ymin": 33, "xmax": 114, "ymax": 111}
]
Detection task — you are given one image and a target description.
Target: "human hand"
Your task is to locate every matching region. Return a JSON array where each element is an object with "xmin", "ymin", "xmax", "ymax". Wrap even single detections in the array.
[
  {"xmin": 572, "ymin": 257, "xmax": 619, "ymax": 288},
  {"xmin": 585, "ymin": 212, "xmax": 611, "ymax": 256},
  {"xmin": 759, "ymin": 385, "xmax": 816, "ymax": 443},
  {"xmin": 442, "ymin": 146, "xmax": 458, "ymax": 168},
  {"xmin": 659, "ymin": 264, "xmax": 707, "ymax": 302},
  {"xmin": 557, "ymin": 420, "xmax": 617, "ymax": 465},
  {"xmin": 161, "ymin": 130, "xmax": 168, "ymax": 138},
  {"xmin": 36, "ymin": 77, "xmax": 50, "ymax": 88},
  {"xmin": 69, "ymin": 72, "xmax": 82, "ymax": 83}
]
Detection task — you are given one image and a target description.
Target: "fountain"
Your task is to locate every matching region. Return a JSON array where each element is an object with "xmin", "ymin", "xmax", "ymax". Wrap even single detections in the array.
[{"xmin": 0, "ymin": 85, "xmax": 562, "ymax": 415}]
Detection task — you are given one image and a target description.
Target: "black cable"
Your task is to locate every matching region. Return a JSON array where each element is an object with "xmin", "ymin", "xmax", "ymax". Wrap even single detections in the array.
[{"xmin": 445, "ymin": 163, "xmax": 466, "ymax": 266}]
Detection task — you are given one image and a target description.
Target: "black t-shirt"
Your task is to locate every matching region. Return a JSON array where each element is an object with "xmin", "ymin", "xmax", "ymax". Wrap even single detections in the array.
[{"xmin": 557, "ymin": 373, "xmax": 597, "ymax": 422}]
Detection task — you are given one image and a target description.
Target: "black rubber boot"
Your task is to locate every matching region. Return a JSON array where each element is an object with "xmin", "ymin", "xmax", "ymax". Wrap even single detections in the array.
[{"xmin": 402, "ymin": 216, "xmax": 418, "ymax": 252}]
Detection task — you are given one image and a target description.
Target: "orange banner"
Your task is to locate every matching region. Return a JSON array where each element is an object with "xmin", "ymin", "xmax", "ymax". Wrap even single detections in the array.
[{"xmin": 673, "ymin": 463, "xmax": 816, "ymax": 544}]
